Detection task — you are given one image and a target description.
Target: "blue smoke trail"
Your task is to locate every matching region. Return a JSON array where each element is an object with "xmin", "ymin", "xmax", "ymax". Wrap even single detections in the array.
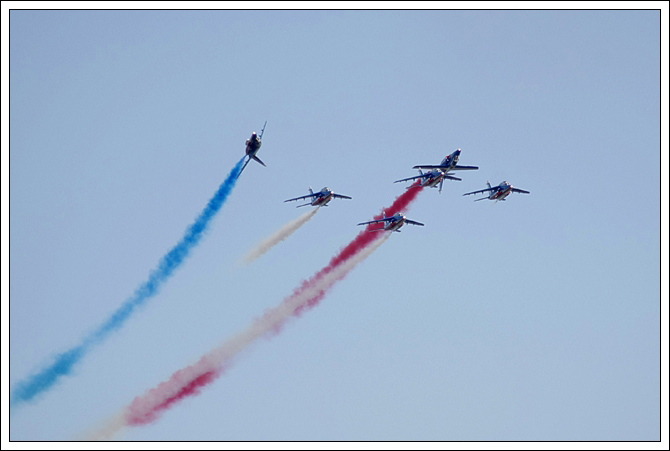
[{"xmin": 10, "ymin": 156, "xmax": 247, "ymax": 409}]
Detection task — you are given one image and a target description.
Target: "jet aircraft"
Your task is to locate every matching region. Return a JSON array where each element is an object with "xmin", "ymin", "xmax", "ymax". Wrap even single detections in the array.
[
  {"xmin": 284, "ymin": 187, "xmax": 353, "ymax": 208},
  {"xmin": 238, "ymin": 121, "xmax": 267, "ymax": 178},
  {"xmin": 463, "ymin": 181, "xmax": 530, "ymax": 202},
  {"xmin": 413, "ymin": 148, "xmax": 479, "ymax": 173},
  {"xmin": 357, "ymin": 211, "xmax": 424, "ymax": 232},
  {"xmin": 394, "ymin": 169, "xmax": 461, "ymax": 194}
]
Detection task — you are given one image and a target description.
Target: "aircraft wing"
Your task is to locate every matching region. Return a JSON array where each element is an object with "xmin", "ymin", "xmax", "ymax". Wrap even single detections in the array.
[
  {"xmin": 394, "ymin": 174, "xmax": 425, "ymax": 183},
  {"xmin": 412, "ymin": 165, "xmax": 450, "ymax": 171},
  {"xmin": 511, "ymin": 188, "xmax": 530, "ymax": 194},
  {"xmin": 451, "ymin": 165, "xmax": 479, "ymax": 171},
  {"xmin": 463, "ymin": 187, "xmax": 495, "ymax": 196},
  {"xmin": 357, "ymin": 218, "xmax": 389, "ymax": 226},
  {"xmin": 443, "ymin": 174, "xmax": 462, "ymax": 181},
  {"xmin": 405, "ymin": 219, "xmax": 425, "ymax": 226},
  {"xmin": 333, "ymin": 193, "xmax": 352, "ymax": 200},
  {"xmin": 284, "ymin": 194, "xmax": 316, "ymax": 202}
]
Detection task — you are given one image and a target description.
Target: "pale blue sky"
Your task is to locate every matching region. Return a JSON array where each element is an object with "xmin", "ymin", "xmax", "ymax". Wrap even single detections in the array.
[{"xmin": 7, "ymin": 9, "xmax": 663, "ymax": 441}]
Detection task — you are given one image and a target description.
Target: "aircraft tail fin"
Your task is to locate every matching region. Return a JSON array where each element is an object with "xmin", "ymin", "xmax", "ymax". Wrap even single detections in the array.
[
  {"xmin": 252, "ymin": 155, "xmax": 266, "ymax": 167},
  {"xmin": 486, "ymin": 180, "xmax": 491, "ymax": 190},
  {"xmin": 309, "ymin": 186, "xmax": 314, "ymax": 196}
]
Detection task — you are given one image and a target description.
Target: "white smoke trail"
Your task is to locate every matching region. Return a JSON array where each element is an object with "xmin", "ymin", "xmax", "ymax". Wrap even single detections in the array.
[
  {"xmin": 209, "ymin": 232, "xmax": 389, "ymax": 367},
  {"xmin": 239, "ymin": 208, "xmax": 319, "ymax": 265},
  {"xmin": 87, "ymin": 233, "xmax": 390, "ymax": 440},
  {"xmin": 80, "ymin": 412, "xmax": 126, "ymax": 441}
]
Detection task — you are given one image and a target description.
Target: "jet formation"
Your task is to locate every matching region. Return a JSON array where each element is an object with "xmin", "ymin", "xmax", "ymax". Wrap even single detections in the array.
[
  {"xmin": 394, "ymin": 148, "xmax": 478, "ymax": 194},
  {"xmin": 236, "ymin": 128, "xmax": 530, "ymax": 230}
]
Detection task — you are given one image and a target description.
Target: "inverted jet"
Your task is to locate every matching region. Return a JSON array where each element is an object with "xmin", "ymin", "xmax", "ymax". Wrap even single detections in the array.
[{"xmin": 413, "ymin": 148, "xmax": 478, "ymax": 174}]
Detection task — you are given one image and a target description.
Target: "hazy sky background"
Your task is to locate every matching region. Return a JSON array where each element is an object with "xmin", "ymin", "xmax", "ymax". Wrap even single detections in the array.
[{"xmin": 8, "ymin": 9, "xmax": 662, "ymax": 441}]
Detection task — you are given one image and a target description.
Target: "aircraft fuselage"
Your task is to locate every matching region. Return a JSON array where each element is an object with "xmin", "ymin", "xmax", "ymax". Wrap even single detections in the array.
[
  {"xmin": 312, "ymin": 191, "xmax": 334, "ymax": 207},
  {"xmin": 490, "ymin": 183, "xmax": 512, "ymax": 200},
  {"xmin": 383, "ymin": 214, "xmax": 406, "ymax": 232},
  {"xmin": 439, "ymin": 149, "xmax": 461, "ymax": 171},
  {"xmin": 421, "ymin": 171, "xmax": 444, "ymax": 188},
  {"xmin": 245, "ymin": 133, "xmax": 262, "ymax": 156}
]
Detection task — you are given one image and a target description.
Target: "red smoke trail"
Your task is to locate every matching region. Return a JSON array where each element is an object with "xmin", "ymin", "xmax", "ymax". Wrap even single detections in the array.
[
  {"xmin": 325, "ymin": 181, "xmax": 422, "ymax": 270},
  {"xmin": 120, "ymin": 182, "xmax": 423, "ymax": 429},
  {"xmin": 293, "ymin": 181, "xmax": 423, "ymax": 313},
  {"xmin": 128, "ymin": 370, "xmax": 220, "ymax": 426},
  {"xmin": 126, "ymin": 356, "xmax": 225, "ymax": 426}
]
